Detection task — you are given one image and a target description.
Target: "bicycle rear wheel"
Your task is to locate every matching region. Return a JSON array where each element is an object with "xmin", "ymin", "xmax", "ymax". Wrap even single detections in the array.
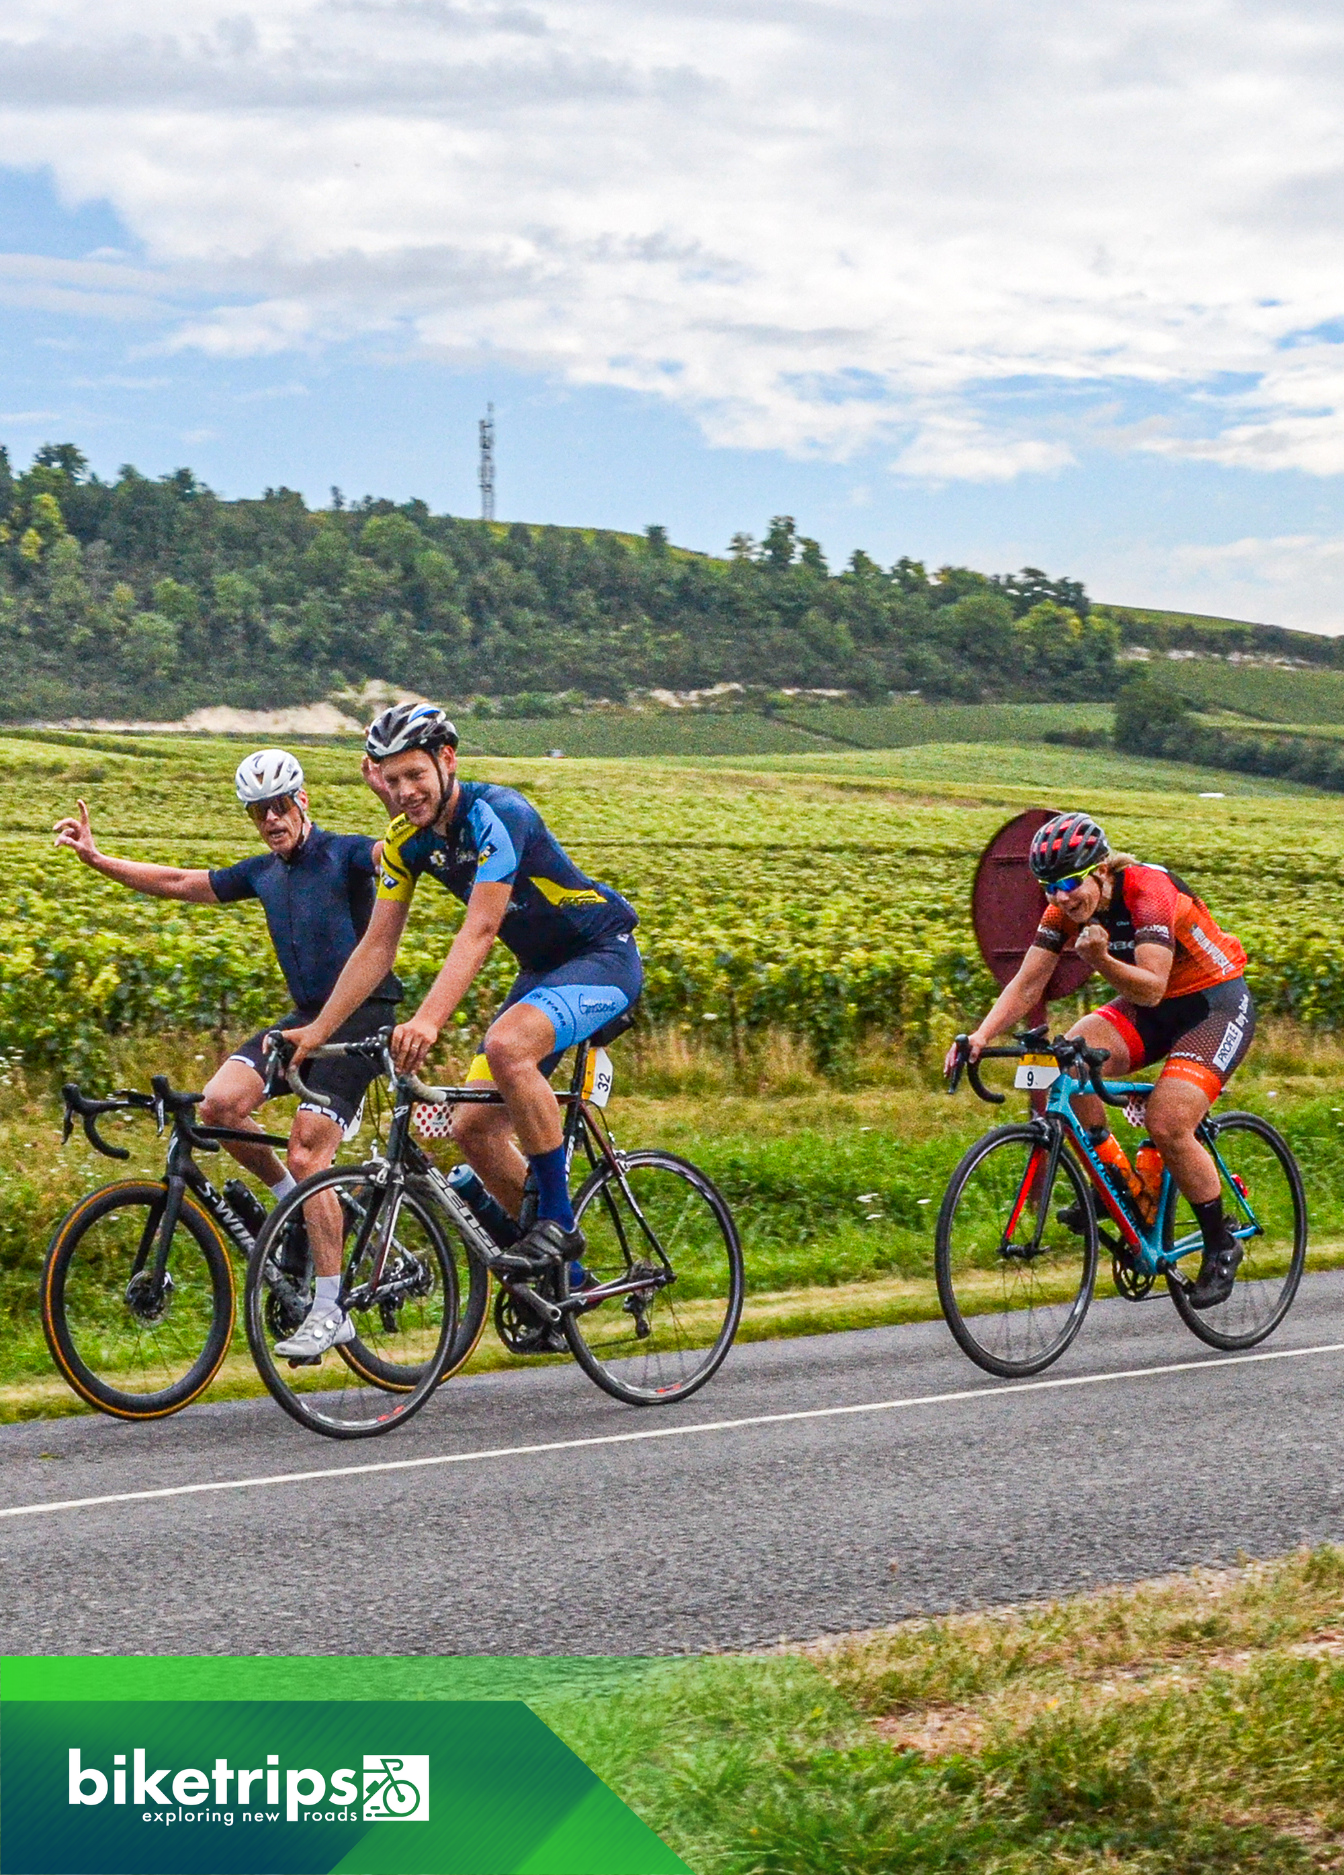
[
  {"xmin": 42, "ymin": 1180, "xmax": 235, "ymax": 1418},
  {"xmin": 565, "ymin": 1150, "xmax": 743, "ymax": 1404},
  {"xmin": 244, "ymin": 1167, "xmax": 457, "ymax": 1437},
  {"xmin": 1165, "ymin": 1111, "xmax": 1307, "ymax": 1349},
  {"xmin": 935, "ymin": 1124, "xmax": 1099, "ymax": 1378}
]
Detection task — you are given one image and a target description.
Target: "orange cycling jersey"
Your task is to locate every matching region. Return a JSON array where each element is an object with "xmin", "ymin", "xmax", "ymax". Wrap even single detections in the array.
[{"xmin": 1033, "ymin": 862, "xmax": 1246, "ymax": 999}]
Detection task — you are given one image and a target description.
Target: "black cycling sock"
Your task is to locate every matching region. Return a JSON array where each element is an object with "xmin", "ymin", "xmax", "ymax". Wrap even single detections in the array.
[{"xmin": 1192, "ymin": 1195, "xmax": 1226, "ymax": 1253}]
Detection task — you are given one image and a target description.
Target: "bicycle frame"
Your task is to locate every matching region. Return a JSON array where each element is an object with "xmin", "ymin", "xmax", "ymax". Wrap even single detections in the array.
[
  {"xmin": 286, "ymin": 1032, "xmax": 675, "ymax": 1329},
  {"xmin": 961, "ymin": 1040, "xmax": 1265, "ymax": 1279}
]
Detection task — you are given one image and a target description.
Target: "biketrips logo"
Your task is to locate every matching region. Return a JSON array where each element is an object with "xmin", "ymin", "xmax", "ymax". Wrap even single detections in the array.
[
  {"xmin": 363, "ymin": 1753, "xmax": 429, "ymax": 1820},
  {"xmin": 0, "ymin": 1691, "xmax": 692, "ymax": 1874},
  {"xmin": 63, "ymin": 1745, "xmax": 430, "ymax": 1824}
]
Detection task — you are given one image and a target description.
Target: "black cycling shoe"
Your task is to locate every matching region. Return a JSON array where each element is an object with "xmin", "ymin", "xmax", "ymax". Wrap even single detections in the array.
[
  {"xmin": 1188, "ymin": 1229, "xmax": 1243, "ymax": 1310},
  {"xmin": 490, "ymin": 1218, "xmax": 586, "ymax": 1277},
  {"xmin": 1056, "ymin": 1203, "xmax": 1087, "ymax": 1234}
]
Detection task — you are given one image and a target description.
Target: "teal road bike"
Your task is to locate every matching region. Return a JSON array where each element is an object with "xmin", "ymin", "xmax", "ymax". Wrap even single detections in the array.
[{"xmin": 939, "ymin": 1027, "xmax": 1307, "ymax": 1378}]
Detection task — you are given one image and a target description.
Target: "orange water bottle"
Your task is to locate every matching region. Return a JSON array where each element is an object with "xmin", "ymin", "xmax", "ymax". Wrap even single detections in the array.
[
  {"xmin": 1134, "ymin": 1141, "xmax": 1164, "ymax": 1226},
  {"xmin": 1087, "ymin": 1127, "xmax": 1145, "ymax": 1211}
]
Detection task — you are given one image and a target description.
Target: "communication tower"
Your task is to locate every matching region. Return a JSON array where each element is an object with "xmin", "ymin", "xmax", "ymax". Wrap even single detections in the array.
[{"xmin": 478, "ymin": 403, "xmax": 495, "ymax": 522}]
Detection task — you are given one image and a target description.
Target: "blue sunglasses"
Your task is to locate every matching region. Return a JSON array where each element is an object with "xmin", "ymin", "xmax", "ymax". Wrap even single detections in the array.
[{"xmin": 1042, "ymin": 860, "xmax": 1104, "ymax": 897}]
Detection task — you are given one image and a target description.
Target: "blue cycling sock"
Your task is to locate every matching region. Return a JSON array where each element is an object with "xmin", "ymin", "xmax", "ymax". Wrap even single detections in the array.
[{"xmin": 529, "ymin": 1145, "xmax": 575, "ymax": 1231}]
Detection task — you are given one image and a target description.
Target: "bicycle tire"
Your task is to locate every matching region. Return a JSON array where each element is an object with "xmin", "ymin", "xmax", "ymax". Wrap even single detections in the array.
[
  {"xmin": 244, "ymin": 1166, "xmax": 457, "ymax": 1438},
  {"xmin": 42, "ymin": 1180, "xmax": 235, "ymax": 1419},
  {"xmin": 1164, "ymin": 1110, "xmax": 1307, "ymax": 1349},
  {"xmin": 564, "ymin": 1149, "xmax": 744, "ymax": 1405},
  {"xmin": 935, "ymin": 1124, "xmax": 1099, "ymax": 1378}
]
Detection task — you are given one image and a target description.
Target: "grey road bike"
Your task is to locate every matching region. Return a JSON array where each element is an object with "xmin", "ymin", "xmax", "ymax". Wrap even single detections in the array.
[{"xmin": 245, "ymin": 1017, "xmax": 745, "ymax": 1438}]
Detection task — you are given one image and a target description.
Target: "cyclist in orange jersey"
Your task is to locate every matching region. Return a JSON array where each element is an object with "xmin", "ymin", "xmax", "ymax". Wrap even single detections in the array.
[{"xmin": 944, "ymin": 811, "xmax": 1253, "ymax": 1308}]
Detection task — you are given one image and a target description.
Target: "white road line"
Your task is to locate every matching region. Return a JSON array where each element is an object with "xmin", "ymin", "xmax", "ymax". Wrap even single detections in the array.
[{"xmin": 6, "ymin": 1339, "xmax": 1344, "ymax": 1523}]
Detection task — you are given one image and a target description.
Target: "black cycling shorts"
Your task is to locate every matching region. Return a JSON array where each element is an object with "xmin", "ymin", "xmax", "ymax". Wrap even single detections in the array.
[
  {"xmin": 229, "ymin": 997, "xmax": 398, "ymax": 1128},
  {"xmin": 1097, "ymin": 976, "xmax": 1256, "ymax": 1102}
]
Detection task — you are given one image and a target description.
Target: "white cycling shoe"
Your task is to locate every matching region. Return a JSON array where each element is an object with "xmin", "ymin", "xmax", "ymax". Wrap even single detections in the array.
[{"xmin": 273, "ymin": 1304, "xmax": 356, "ymax": 1360}]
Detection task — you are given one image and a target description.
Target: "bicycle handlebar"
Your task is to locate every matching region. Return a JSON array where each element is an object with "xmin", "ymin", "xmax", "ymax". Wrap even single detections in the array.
[
  {"xmin": 262, "ymin": 1028, "xmax": 397, "ymax": 1112},
  {"xmin": 61, "ymin": 1083, "xmax": 133, "ymax": 1160},
  {"xmin": 946, "ymin": 1031, "xmax": 1120, "ymax": 1107},
  {"xmin": 61, "ymin": 1076, "xmax": 220, "ymax": 1159}
]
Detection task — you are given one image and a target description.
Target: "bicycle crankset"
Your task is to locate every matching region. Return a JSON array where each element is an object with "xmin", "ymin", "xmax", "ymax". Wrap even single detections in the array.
[
  {"xmin": 494, "ymin": 1284, "xmax": 565, "ymax": 1355},
  {"xmin": 1112, "ymin": 1252, "xmax": 1156, "ymax": 1300}
]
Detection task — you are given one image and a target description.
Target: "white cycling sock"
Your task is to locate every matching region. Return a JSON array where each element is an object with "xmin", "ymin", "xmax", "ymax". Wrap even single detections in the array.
[
  {"xmin": 269, "ymin": 1172, "xmax": 298, "ymax": 1201},
  {"xmin": 314, "ymin": 1275, "xmax": 342, "ymax": 1312}
]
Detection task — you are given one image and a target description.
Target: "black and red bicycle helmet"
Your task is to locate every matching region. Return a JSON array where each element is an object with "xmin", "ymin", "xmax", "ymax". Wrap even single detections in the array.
[{"xmin": 1028, "ymin": 811, "xmax": 1109, "ymax": 884}]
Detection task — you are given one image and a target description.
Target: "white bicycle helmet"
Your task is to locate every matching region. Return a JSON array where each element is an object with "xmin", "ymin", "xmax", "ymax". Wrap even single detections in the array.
[
  {"xmin": 234, "ymin": 748, "xmax": 305, "ymax": 806},
  {"xmin": 365, "ymin": 702, "xmax": 459, "ymax": 761}
]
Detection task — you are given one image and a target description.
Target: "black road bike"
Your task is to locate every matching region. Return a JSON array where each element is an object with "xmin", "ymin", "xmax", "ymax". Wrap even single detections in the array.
[
  {"xmin": 247, "ymin": 1016, "xmax": 745, "ymax": 1438},
  {"xmin": 43, "ymin": 1073, "xmax": 289, "ymax": 1418},
  {"xmin": 43, "ymin": 1062, "xmax": 473, "ymax": 1421}
]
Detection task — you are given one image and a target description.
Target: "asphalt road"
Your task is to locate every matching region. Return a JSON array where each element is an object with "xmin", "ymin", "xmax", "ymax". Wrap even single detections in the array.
[{"xmin": 3, "ymin": 1273, "xmax": 1343, "ymax": 1656}]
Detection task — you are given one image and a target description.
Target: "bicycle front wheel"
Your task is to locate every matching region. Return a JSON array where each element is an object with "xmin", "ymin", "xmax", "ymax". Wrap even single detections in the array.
[
  {"xmin": 935, "ymin": 1125, "xmax": 1099, "ymax": 1378},
  {"xmin": 1165, "ymin": 1111, "xmax": 1307, "ymax": 1349},
  {"xmin": 42, "ymin": 1180, "xmax": 235, "ymax": 1418},
  {"xmin": 565, "ymin": 1150, "xmax": 744, "ymax": 1404},
  {"xmin": 244, "ymin": 1167, "xmax": 458, "ymax": 1438}
]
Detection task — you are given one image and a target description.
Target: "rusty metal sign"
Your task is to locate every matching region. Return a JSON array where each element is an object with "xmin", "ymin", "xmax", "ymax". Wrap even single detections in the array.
[{"xmin": 971, "ymin": 808, "xmax": 1093, "ymax": 1000}]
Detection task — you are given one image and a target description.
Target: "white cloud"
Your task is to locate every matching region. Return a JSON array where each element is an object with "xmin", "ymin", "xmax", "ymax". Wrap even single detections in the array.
[
  {"xmin": 5, "ymin": 0, "xmax": 1344, "ymax": 477},
  {"xmin": 1093, "ymin": 532, "xmax": 1344, "ymax": 634}
]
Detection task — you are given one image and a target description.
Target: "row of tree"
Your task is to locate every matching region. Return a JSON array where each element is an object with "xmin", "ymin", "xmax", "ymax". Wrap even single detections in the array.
[
  {"xmin": 0, "ymin": 442, "xmax": 1116, "ymax": 720},
  {"xmin": 1113, "ymin": 674, "xmax": 1344, "ymax": 791}
]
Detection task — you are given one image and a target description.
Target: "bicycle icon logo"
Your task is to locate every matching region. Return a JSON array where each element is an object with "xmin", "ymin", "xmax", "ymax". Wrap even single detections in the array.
[{"xmin": 362, "ymin": 1754, "xmax": 430, "ymax": 1821}]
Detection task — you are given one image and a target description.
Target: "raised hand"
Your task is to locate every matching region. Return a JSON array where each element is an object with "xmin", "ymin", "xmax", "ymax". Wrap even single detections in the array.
[
  {"xmin": 53, "ymin": 799, "xmax": 99, "ymax": 865},
  {"xmin": 361, "ymin": 754, "xmax": 396, "ymax": 813}
]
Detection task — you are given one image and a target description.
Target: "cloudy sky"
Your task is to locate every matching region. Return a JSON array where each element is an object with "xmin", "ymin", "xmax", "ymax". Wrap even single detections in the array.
[{"xmin": 4, "ymin": 0, "xmax": 1344, "ymax": 626}]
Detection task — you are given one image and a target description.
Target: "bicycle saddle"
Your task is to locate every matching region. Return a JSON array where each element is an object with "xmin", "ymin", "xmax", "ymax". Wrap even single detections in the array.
[{"xmin": 590, "ymin": 1004, "xmax": 638, "ymax": 1048}]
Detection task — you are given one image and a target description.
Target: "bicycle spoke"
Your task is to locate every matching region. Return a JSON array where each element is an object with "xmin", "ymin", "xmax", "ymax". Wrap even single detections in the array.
[
  {"xmin": 936, "ymin": 1126, "xmax": 1097, "ymax": 1377},
  {"xmin": 245, "ymin": 1168, "xmax": 458, "ymax": 1438},
  {"xmin": 1165, "ymin": 1112, "xmax": 1306, "ymax": 1349},
  {"xmin": 566, "ymin": 1151, "xmax": 743, "ymax": 1404}
]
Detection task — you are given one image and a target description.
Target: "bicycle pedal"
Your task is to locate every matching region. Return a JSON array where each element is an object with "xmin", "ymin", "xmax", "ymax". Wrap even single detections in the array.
[{"xmin": 286, "ymin": 1354, "xmax": 322, "ymax": 1367}]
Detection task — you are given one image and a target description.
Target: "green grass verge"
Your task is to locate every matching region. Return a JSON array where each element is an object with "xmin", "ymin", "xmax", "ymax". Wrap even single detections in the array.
[{"xmin": 527, "ymin": 1547, "xmax": 1344, "ymax": 1873}]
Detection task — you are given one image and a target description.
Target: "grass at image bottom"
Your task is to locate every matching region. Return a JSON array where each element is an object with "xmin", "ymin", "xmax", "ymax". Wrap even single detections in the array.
[{"xmin": 535, "ymin": 1546, "xmax": 1344, "ymax": 1875}]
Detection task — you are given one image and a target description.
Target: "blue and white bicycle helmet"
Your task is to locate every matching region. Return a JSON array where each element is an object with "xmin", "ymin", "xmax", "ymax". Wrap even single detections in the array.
[{"xmin": 364, "ymin": 702, "xmax": 459, "ymax": 761}]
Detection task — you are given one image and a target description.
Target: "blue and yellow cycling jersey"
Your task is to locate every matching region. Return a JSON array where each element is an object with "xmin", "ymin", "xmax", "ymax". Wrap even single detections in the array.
[{"xmin": 378, "ymin": 780, "xmax": 637, "ymax": 972}]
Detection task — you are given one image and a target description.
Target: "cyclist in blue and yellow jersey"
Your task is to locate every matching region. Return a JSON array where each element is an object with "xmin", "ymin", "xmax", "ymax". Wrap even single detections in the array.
[
  {"xmin": 54, "ymin": 749, "xmax": 402, "ymax": 1353},
  {"xmin": 285, "ymin": 704, "xmax": 642, "ymax": 1354}
]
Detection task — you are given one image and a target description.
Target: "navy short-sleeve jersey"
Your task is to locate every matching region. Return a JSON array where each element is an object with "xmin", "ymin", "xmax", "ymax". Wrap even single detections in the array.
[
  {"xmin": 378, "ymin": 781, "xmax": 637, "ymax": 972},
  {"xmin": 209, "ymin": 824, "xmax": 401, "ymax": 1014}
]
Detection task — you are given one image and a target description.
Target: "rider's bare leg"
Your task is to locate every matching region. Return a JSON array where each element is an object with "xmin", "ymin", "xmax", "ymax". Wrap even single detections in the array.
[
  {"xmin": 1144, "ymin": 1077, "xmax": 1220, "ymax": 1204},
  {"xmin": 198, "ymin": 1057, "xmax": 286, "ymax": 1186},
  {"xmin": 450, "ymin": 1103, "xmax": 528, "ymax": 1216},
  {"xmin": 450, "ymin": 1004, "xmax": 564, "ymax": 1218},
  {"xmin": 286, "ymin": 1108, "xmax": 347, "ymax": 1277}
]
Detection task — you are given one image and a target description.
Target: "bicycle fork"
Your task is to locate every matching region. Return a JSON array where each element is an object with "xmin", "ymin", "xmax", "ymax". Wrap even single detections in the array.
[{"xmin": 1000, "ymin": 1124, "xmax": 1064, "ymax": 1259}]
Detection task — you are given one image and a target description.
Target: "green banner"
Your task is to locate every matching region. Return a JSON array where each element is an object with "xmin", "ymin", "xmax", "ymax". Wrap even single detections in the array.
[{"xmin": 0, "ymin": 1662, "xmax": 689, "ymax": 1875}]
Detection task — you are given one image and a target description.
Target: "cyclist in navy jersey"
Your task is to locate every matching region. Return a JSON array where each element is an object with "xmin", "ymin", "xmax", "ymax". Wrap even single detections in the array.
[
  {"xmin": 54, "ymin": 749, "xmax": 401, "ymax": 1354},
  {"xmin": 286, "ymin": 704, "xmax": 643, "ymax": 1347}
]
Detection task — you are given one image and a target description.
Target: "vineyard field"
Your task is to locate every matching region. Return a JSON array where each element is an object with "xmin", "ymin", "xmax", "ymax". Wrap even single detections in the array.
[
  {"xmin": 2, "ymin": 727, "xmax": 1342, "ymax": 1079},
  {"xmin": 452, "ymin": 701, "xmax": 1115, "ymax": 758}
]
